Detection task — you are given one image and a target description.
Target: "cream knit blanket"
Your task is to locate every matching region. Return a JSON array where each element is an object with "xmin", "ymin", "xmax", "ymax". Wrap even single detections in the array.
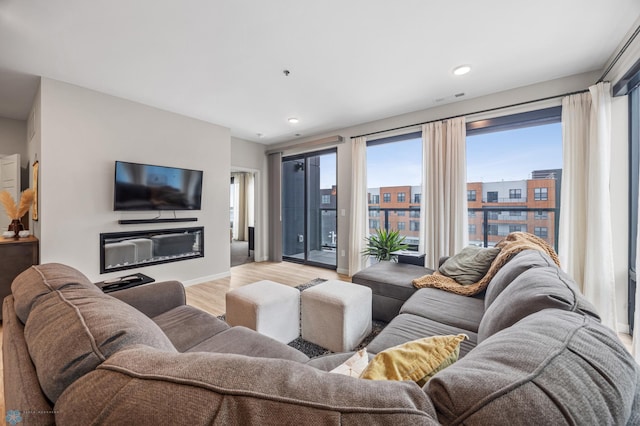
[{"xmin": 411, "ymin": 232, "xmax": 560, "ymax": 296}]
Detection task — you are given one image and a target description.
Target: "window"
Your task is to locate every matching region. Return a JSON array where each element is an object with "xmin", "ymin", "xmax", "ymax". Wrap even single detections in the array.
[
  {"xmin": 534, "ymin": 187, "xmax": 548, "ymax": 201},
  {"xmin": 369, "ymin": 219, "xmax": 380, "ymax": 229},
  {"xmin": 469, "ymin": 224, "xmax": 476, "ymax": 234},
  {"xmin": 509, "ymin": 210, "xmax": 522, "ymax": 216},
  {"xmin": 468, "ymin": 211, "xmax": 476, "ymax": 218},
  {"xmin": 397, "ymin": 222, "xmax": 405, "ymax": 231},
  {"xmin": 509, "ymin": 225, "xmax": 523, "ymax": 233},
  {"xmin": 535, "ymin": 210, "xmax": 548, "ymax": 219},
  {"xmin": 466, "ymin": 107, "xmax": 562, "ymax": 249},
  {"xmin": 488, "ymin": 211, "xmax": 499, "ymax": 220},
  {"xmin": 321, "ymin": 194, "xmax": 330, "ymax": 204},
  {"xmin": 370, "ymin": 194, "xmax": 379, "ymax": 204},
  {"xmin": 467, "ymin": 190, "xmax": 476, "ymax": 201},
  {"xmin": 367, "ymin": 132, "xmax": 422, "ymax": 244},
  {"xmin": 410, "ymin": 221, "xmax": 420, "ymax": 231},
  {"xmin": 534, "ymin": 227, "xmax": 548, "ymax": 238},
  {"xmin": 369, "ymin": 210, "xmax": 380, "ymax": 217}
]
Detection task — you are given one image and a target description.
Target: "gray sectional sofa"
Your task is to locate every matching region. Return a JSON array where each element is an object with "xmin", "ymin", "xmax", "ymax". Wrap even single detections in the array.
[{"xmin": 4, "ymin": 251, "xmax": 640, "ymax": 425}]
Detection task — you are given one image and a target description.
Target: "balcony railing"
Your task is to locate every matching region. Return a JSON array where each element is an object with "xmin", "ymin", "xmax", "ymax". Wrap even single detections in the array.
[
  {"xmin": 479, "ymin": 197, "xmax": 528, "ymax": 203},
  {"xmin": 369, "ymin": 206, "xmax": 559, "ymax": 252}
]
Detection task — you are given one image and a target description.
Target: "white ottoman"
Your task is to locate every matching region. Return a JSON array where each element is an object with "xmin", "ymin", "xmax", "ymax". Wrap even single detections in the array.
[
  {"xmin": 301, "ymin": 280, "xmax": 372, "ymax": 352},
  {"xmin": 225, "ymin": 280, "xmax": 300, "ymax": 344}
]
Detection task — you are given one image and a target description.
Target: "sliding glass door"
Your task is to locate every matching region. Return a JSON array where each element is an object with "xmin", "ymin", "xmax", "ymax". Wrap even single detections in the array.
[{"xmin": 282, "ymin": 149, "xmax": 337, "ymax": 268}]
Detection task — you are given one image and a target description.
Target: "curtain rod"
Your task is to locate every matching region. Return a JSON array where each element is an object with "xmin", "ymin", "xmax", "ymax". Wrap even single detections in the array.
[
  {"xmin": 598, "ymin": 22, "xmax": 640, "ymax": 83},
  {"xmin": 352, "ymin": 89, "xmax": 589, "ymax": 140}
]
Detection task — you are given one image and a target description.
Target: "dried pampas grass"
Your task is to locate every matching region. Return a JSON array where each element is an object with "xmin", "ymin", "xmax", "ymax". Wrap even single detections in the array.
[{"xmin": 0, "ymin": 189, "xmax": 35, "ymax": 220}]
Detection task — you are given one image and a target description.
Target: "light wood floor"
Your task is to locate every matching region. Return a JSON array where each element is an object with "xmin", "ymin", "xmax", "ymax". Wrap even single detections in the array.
[{"xmin": 0, "ymin": 261, "xmax": 634, "ymax": 426}]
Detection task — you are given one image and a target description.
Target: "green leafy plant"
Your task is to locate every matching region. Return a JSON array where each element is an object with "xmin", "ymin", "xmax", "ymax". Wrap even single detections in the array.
[{"xmin": 362, "ymin": 228, "xmax": 409, "ymax": 262}]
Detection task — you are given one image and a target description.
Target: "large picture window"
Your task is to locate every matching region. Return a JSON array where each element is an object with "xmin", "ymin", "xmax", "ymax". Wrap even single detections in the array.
[
  {"xmin": 467, "ymin": 107, "xmax": 562, "ymax": 249},
  {"xmin": 367, "ymin": 132, "xmax": 422, "ymax": 249}
]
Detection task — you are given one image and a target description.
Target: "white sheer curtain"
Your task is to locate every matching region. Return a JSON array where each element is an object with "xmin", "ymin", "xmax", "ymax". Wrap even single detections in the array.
[
  {"xmin": 419, "ymin": 117, "xmax": 468, "ymax": 269},
  {"xmin": 349, "ymin": 136, "xmax": 368, "ymax": 276},
  {"xmin": 559, "ymin": 82, "xmax": 617, "ymax": 331}
]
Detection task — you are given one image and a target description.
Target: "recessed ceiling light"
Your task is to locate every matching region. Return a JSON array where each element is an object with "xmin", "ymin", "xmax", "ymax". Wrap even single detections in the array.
[
  {"xmin": 288, "ymin": 117, "xmax": 299, "ymax": 124},
  {"xmin": 453, "ymin": 65, "xmax": 471, "ymax": 76}
]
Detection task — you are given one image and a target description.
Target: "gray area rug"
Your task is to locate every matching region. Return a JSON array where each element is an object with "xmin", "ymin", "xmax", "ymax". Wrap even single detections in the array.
[{"xmin": 219, "ymin": 278, "xmax": 387, "ymax": 358}]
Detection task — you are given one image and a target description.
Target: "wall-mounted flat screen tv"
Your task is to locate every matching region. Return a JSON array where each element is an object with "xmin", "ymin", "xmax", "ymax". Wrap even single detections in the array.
[{"xmin": 114, "ymin": 161, "xmax": 203, "ymax": 211}]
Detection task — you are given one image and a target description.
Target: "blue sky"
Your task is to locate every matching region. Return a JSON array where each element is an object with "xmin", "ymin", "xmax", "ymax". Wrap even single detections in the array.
[{"xmin": 363, "ymin": 122, "xmax": 562, "ymax": 188}]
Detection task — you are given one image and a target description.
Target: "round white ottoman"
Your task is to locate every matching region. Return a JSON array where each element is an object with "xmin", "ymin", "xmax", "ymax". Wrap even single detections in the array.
[
  {"xmin": 225, "ymin": 280, "xmax": 300, "ymax": 344},
  {"xmin": 301, "ymin": 280, "xmax": 372, "ymax": 352}
]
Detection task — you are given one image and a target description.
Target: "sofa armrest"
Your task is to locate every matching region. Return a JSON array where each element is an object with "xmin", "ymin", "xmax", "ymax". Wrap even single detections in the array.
[{"xmin": 110, "ymin": 280, "xmax": 186, "ymax": 318}]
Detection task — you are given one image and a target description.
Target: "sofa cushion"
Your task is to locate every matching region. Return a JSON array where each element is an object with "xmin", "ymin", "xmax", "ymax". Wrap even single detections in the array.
[
  {"xmin": 187, "ymin": 326, "xmax": 310, "ymax": 363},
  {"xmin": 478, "ymin": 266, "xmax": 598, "ymax": 342},
  {"xmin": 426, "ymin": 310, "xmax": 640, "ymax": 425},
  {"xmin": 366, "ymin": 313, "xmax": 477, "ymax": 357},
  {"xmin": 483, "ymin": 249, "xmax": 553, "ymax": 310},
  {"xmin": 438, "ymin": 246, "xmax": 501, "ymax": 285},
  {"xmin": 152, "ymin": 305, "xmax": 230, "ymax": 352},
  {"xmin": 55, "ymin": 345, "xmax": 440, "ymax": 425},
  {"xmin": 400, "ymin": 288, "xmax": 484, "ymax": 333},
  {"xmin": 361, "ymin": 334, "xmax": 467, "ymax": 386},
  {"xmin": 25, "ymin": 286, "xmax": 176, "ymax": 403},
  {"xmin": 12, "ymin": 263, "xmax": 101, "ymax": 324}
]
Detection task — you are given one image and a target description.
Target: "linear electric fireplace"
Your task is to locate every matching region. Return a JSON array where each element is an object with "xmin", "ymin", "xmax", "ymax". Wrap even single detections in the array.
[{"xmin": 100, "ymin": 227, "xmax": 204, "ymax": 273}]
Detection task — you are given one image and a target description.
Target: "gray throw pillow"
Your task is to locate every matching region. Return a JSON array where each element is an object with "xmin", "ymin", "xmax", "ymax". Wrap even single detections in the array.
[{"xmin": 439, "ymin": 246, "xmax": 501, "ymax": 285}]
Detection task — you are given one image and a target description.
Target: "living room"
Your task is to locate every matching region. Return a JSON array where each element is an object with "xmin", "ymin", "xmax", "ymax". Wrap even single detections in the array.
[{"xmin": 1, "ymin": 1, "xmax": 640, "ymax": 424}]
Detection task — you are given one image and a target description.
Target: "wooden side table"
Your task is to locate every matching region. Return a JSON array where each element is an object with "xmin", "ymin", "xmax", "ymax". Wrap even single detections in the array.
[{"xmin": 0, "ymin": 236, "xmax": 39, "ymax": 320}]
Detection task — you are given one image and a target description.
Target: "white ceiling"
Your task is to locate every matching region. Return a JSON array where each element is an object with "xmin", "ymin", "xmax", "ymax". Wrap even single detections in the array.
[{"xmin": 0, "ymin": 0, "xmax": 638, "ymax": 144}]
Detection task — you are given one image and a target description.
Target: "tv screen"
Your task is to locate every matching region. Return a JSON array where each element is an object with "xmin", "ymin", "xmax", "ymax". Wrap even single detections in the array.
[{"xmin": 114, "ymin": 161, "xmax": 203, "ymax": 211}]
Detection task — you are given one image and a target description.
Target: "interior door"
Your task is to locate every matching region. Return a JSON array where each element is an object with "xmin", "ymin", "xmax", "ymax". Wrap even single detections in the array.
[{"xmin": 0, "ymin": 154, "xmax": 21, "ymax": 230}]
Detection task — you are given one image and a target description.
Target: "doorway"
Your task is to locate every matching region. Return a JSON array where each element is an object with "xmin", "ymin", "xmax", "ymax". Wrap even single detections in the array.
[
  {"xmin": 282, "ymin": 149, "xmax": 337, "ymax": 269},
  {"xmin": 230, "ymin": 171, "xmax": 255, "ymax": 267}
]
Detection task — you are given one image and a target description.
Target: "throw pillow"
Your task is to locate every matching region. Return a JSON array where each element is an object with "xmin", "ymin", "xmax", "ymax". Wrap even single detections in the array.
[
  {"xmin": 360, "ymin": 334, "xmax": 467, "ymax": 386},
  {"xmin": 439, "ymin": 246, "xmax": 501, "ymax": 285},
  {"xmin": 329, "ymin": 349, "xmax": 369, "ymax": 377}
]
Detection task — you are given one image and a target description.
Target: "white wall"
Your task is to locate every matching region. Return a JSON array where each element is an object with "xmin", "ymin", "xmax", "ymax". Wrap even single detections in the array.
[
  {"xmin": 39, "ymin": 78, "xmax": 231, "ymax": 284},
  {"xmin": 0, "ymin": 117, "xmax": 27, "ymax": 165},
  {"xmin": 231, "ymin": 136, "xmax": 268, "ymax": 261}
]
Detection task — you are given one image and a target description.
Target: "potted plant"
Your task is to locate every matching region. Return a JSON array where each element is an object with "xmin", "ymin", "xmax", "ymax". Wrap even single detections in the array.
[
  {"xmin": 362, "ymin": 228, "xmax": 409, "ymax": 262},
  {"xmin": 0, "ymin": 189, "xmax": 35, "ymax": 237}
]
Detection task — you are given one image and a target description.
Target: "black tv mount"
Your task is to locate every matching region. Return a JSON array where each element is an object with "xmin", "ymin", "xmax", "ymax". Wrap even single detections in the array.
[{"xmin": 118, "ymin": 218, "xmax": 198, "ymax": 225}]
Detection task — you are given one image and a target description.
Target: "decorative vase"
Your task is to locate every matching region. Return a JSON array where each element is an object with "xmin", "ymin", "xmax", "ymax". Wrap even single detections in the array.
[{"xmin": 8, "ymin": 219, "xmax": 24, "ymax": 238}]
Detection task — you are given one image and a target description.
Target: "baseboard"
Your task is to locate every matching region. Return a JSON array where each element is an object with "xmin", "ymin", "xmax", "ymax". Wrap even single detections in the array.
[
  {"xmin": 255, "ymin": 256, "xmax": 269, "ymax": 262},
  {"xmin": 182, "ymin": 270, "xmax": 231, "ymax": 287},
  {"xmin": 618, "ymin": 323, "xmax": 630, "ymax": 335}
]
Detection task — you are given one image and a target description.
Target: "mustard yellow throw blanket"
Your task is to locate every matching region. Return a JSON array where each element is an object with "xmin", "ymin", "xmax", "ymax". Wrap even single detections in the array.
[{"xmin": 412, "ymin": 232, "xmax": 560, "ymax": 296}]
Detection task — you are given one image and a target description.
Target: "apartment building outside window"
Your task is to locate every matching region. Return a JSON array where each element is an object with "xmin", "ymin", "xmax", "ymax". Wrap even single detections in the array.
[
  {"xmin": 469, "ymin": 224, "xmax": 476, "ymax": 234},
  {"xmin": 467, "ymin": 190, "xmax": 476, "ymax": 201},
  {"xmin": 535, "ymin": 210, "xmax": 548, "ymax": 219},
  {"xmin": 509, "ymin": 225, "xmax": 524, "ymax": 233},
  {"xmin": 509, "ymin": 189, "xmax": 522, "ymax": 199},
  {"xmin": 414, "ymin": 194, "xmax": 421, "ymax": 203},
  {"xmin": 398, "ymin": 222, "xmax": 405, "ymax": 230},
  {"xmin": 383, "ymin": 193, "xmax": 391, "ymax": 203},
  {"xmin": 370, "ymin": 194, "xmax": 379, "ymax": 204},
  {"xmin": 369, "ymin": 219, "xmax": 380, "ymax": 229},
  {"xmin": 397, "ymin": 210, "xmax": 405, "ymax": 216},
  {"xmin": 487, "ymin": 224, "xmax": 498, "ymax": 235},
  {"xmin": 487, "ymin": 191, "xmax": 498, "ymax": 202},
  {"xmin": 397, "ymin": 192, "xmax": 406, "ymax": 202},
  {"xmin": 321, "ymin": 195, "xmax": 330, "ymax": 204},
  {"xmin": 410, "ymin": 221, "xmax": 419, "ymax": 231},
  {"xmin": 534, "ymin": 187, "xmax": 548, "ymax": 201},
  {"xmin": 410, "ymin": 210, "xmax": 419, "ymax": 218}
]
